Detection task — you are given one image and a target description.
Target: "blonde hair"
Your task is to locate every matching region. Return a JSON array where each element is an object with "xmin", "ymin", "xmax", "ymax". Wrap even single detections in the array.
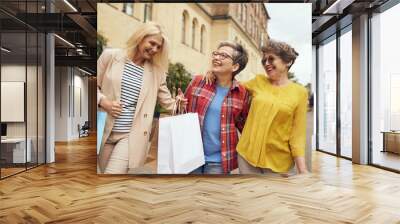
[{"xmin": 126, "ymin": 22, "xmax": 169, "ymax": 73}]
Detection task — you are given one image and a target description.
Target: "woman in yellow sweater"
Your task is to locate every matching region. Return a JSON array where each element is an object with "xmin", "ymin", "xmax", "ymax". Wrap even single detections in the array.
[
  {"xmin": 206, "ymin": 39, "xmax": 308, "ymax": 175},
  {"xmin": 236, "ymin": 40, "xmax": 308, "ymax": 175}
]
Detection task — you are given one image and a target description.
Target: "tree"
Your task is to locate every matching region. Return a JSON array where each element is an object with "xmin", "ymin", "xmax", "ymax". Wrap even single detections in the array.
[
  {"xmin": 304, "ymin": 83, "xmax": 314, "ymax": 111},
  {"xmin": 288, "ymin": 72, "xmax": 298, "ymax": 83},
  {"xmin": 288, "ymin": 72, "xmax": 313, "ymax": 111},
  {"xmin": 166, "ymin": 62, "xmax": 192, "ymax": 96},
  {"xmin": 155, "ymin": 62, "xmax": 192, "ymax": 116},
  {"xmin": 97, "ymin": 34, "xmax": 108, "ymax": 58}
]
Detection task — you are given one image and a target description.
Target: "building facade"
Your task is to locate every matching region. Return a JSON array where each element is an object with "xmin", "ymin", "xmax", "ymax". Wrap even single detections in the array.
[{"xmin": 97, "ymin": 3, "xmax": 269, "ymax": 81}]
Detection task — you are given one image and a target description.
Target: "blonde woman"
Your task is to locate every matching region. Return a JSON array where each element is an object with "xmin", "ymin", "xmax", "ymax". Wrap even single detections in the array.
[
  {"xmin": 206, "ymin": 40, "xmax": 308, "ymax": 175},
  {"xmin": 97, "ymin": 22, "xmax": 185, "ymax": 174}
]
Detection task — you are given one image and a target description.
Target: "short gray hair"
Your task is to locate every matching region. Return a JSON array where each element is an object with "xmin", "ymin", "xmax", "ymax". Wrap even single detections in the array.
[{"xmin": 218, "ymin": 41, "xmax": 248, "ymax": 76}]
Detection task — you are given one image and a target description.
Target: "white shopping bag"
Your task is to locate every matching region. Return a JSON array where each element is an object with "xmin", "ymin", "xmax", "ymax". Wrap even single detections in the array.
[
  {"xmin": 97, "ymin": 111, "xmax": 107, "ymax": 155},
  {"xmin": 157, "ymin": 113, "xmax": 205, "ymax": 174}
]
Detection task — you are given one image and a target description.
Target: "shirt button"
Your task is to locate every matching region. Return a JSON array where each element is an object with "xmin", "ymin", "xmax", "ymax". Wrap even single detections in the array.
[
  {"xmin": 222, "ymin": 128, "xmax": 225, "ymax": 131},
  {"xmin": 144, "ymin": 131, "xmax": 148, "ymax": 136},
  {"xmin": 222, "ymin": 115, "xmax": 225, "ymax": 118},
  {"xmin": 222, "ymin": 141, "xmax": 225, "ymax": 144}
]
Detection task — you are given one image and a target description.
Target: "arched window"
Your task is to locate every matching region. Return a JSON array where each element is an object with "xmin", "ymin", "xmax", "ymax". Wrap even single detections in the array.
[
  {"xmin": 237, "ymin": 4, "xmax": 241, "ymax": 20},
  {"xmin": 250, "ymin": 18, "xmax": 253, "ymax": 36},
  {"xmin": 240, "ymin": 4, "xmax": 244, "ymax": 22},
  {"xmin": 253, "ymin": 19, "xmax": 256, "ymax": 37},
  {"xmin": 123, "ymin": 3, "xmax": 133, "ymax": 16},
  {"xmin": 200, "ymin": 25, "xmax": 206, "ymax": 53},
  {"xmin": 182, "ymin": 11, "xmax": 189, "ymax": 44},
  {"xmin": 256, "ymin": 4, "xmax": 259, "ymax": 16},
  {"xmin": 144, "ymin": 3, "xmax": 152, "ymax": 22},
  {"xmin": 192, "ymin": 18, "xmax": 198, "ymax": 49},
  {"xmin": 244, "ymin": 5, "xmax": 247, "ymax": 29}
]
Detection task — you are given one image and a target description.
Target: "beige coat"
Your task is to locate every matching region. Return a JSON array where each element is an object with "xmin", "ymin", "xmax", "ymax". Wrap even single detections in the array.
[{"xmin": 97, "ymin": 49, "xmax": 175, "ymax": 173}]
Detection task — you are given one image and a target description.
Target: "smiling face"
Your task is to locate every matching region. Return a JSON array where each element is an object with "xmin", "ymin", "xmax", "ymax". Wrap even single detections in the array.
[
  {"xmin": 262, "ymin": 53, "xmax": 289, "ymax": 81},
  {"xmin": 137, "ymin": 34, "xmax": 163, "ymax": 61},
  {"xmin": 210, "ymin": 46, "xmax": 239, "ymax": 77}
]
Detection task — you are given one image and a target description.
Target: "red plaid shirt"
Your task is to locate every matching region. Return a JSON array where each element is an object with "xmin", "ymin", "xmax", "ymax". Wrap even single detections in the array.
[{"xmin": 184, "ymin": 75, "xmax": 251, "ymax": 173}]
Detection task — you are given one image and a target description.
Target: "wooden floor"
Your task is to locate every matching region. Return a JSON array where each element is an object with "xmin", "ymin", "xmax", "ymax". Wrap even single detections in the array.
[
  {"xmin": 372, "ymin": 151, "xmax": 400, "ymax": 171},
  {"xmin": 1, "ymin": 135, "xmax": 400, "ymax": 223},
  {"xmin": 1, "ymin": 167, "xmax": 26, "ymax": 178}
]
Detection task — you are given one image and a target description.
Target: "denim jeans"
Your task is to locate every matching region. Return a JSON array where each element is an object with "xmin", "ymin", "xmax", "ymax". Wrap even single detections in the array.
[{"xmin": 191, "ymin": 162, "xmax": 224, "ymax": 174}]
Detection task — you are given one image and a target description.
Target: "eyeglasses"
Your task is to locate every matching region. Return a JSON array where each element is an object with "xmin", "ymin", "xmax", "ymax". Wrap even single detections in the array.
[
  {"xmin": 261, "ymin": 55, "xmax": 278, "ymax": 65},
  {"xmin": 211, "ymin": 51, "xmax": 234, "ymax": 61}
]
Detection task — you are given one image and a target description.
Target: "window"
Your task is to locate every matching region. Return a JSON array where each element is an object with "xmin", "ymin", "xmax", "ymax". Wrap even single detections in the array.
[
  {"xmin": 182, "ymin": 11, "xmax": 188, "ymax": 44},
  {"xmin": 317, "ymin": 36, "xmax": 337, "ymax": 155},
  {"xmin": 192, "ymin": 18, "xmax": 198, "ymax": 49},
  {"xmin": 254, "ymin": 26, "xmax": 257, "ymax": 41},
  {"xmin": 0, "ymin": 2, "xmax": 46, "ymax": 179},
  {"xmin": 237, "ymin": 4, "xmax": 241, "ymax": 19},
  {"xmin": 122, "ymin": 3, "xmax": 133, "ymax": 16},
  {"xmin": 244, "ymin": 5, "xmax": 247, "ymax": 29},
  {"xmin": 144, "ymin": 3, "xmax": 152, "ymax": 22},
  {"xmin": 249, "ymin": 18, "xmax": 253, "ymax": 36},
  {"xmin": 200, "ymin": 25, "xmax": 206, "ymax": 53},
  {"xmin": 255, "ymin": 21, "xmax": 257, "ymax": 38},
  {"xmin": 370, "ymin": 3, "xmax": 400, "ymax": 171},
  {"xmin": 240, "ymin": 4, "xmax": 244, "ymax": 22},
  {"xmin": 252, "ymin": 19, "xmax": 256, "ymax": 37},
  {"xmin": 339, "ymin": 28, "xmax": 352, "ymax": 158}
]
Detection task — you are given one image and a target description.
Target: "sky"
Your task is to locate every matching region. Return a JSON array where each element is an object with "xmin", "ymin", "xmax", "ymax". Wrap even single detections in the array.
[{"xmin": 265, "ymin": 3, "xmax": 312, "ymax": 85}]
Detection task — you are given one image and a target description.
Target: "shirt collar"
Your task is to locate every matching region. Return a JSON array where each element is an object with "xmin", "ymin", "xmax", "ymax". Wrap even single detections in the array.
[
  {"xmin": 230, "ymin": 79, "xmax": 240, "ymax": 91},
  {"xmin": 213, "ymin": 80, "xmax": 239, "ymax": 92},
  {"xmin": 207, "ymin": 75, "xmax": 240, "ymax": 92}
]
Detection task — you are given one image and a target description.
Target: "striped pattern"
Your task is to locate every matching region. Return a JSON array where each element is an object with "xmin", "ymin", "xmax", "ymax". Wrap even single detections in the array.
[
  {"xmin": 184, "ymin": 75, "xmax": 251, "ymax": 174},
  {"xmin": 112, "ymin": 61, "xmax": 143, "ymax": 132}
]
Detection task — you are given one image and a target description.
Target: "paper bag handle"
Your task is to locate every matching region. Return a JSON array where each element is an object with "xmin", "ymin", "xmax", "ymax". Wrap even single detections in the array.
[{"xmin": 172, "ymin": 98, "xmax": 187, "ymax": 116}]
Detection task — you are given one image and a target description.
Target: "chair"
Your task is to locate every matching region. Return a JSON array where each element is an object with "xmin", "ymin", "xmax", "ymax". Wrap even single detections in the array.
[{"xmin": 79, "ymin": 121, "xmax": 90, "ymax": 138}]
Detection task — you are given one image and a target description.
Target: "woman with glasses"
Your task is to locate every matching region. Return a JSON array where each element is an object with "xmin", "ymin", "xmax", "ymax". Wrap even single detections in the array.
[
  {"xmin": 97, "ymin": 22, "xmax": 186, "ymax": 174},
  {"xmin": 206, "ymin": 40, "xmax": 308, "ymax": 176},
  {"xmin": 184, "ymin": 41, "xmax": 251, "ymax": 174}
]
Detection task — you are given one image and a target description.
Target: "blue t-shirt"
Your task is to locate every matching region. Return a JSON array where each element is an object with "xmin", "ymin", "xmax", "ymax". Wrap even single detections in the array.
[{"xmin": 202, "ymin": 85, "xmax": 230, "ymax": 162}]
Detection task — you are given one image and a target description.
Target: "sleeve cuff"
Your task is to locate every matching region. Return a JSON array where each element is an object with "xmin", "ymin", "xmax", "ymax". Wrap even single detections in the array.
[
  {"xmin": 291, "ymin": 148, "xmax": 305, "ymax": 157},
  {"xmin": 97, "ymin": 91, "xmax": 105, "ymax": 106}
]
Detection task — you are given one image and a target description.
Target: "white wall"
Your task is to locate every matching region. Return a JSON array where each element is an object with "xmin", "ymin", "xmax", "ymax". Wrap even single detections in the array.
[
  {"xmin": 1, "ymin": 63, "xmax": 46, "ymax": 164},
  {"xmin": 1, "ymin": 65, "xmax": 26, "ymax": 136},
  {"xmin": 1, "ymin": 65, "xmax": 34, "ymax": 137},
  {"xmin": 54, "ymin": 67, "xmax": 89, "ymax": 141}
]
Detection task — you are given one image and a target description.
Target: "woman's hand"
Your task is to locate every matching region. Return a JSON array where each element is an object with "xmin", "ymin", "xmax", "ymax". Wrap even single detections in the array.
[
  {"xmin": 100, "ymin": 98, "xmax": 123, "ymax": 118},
  {"xmin": 294, "ymin": 156, "xmax": 309, "ymax": 175},
  {"xmin": 203, "ymin": 71, "xmax": 217, "ymax": 85},
  {"xmin": 176, "ymin": 88, "xmax": 188, "ymax": 113}
]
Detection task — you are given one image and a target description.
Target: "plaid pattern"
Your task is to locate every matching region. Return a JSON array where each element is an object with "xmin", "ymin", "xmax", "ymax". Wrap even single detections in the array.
[{"xmin": 184, "ymin": 75, "xmax": 251, "ymax": 173}]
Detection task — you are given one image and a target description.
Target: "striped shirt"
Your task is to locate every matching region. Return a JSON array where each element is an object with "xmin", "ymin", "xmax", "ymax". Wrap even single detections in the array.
[{"xmin": 112, "ymin": 61, "xmax": 143, "ymax": 132}]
